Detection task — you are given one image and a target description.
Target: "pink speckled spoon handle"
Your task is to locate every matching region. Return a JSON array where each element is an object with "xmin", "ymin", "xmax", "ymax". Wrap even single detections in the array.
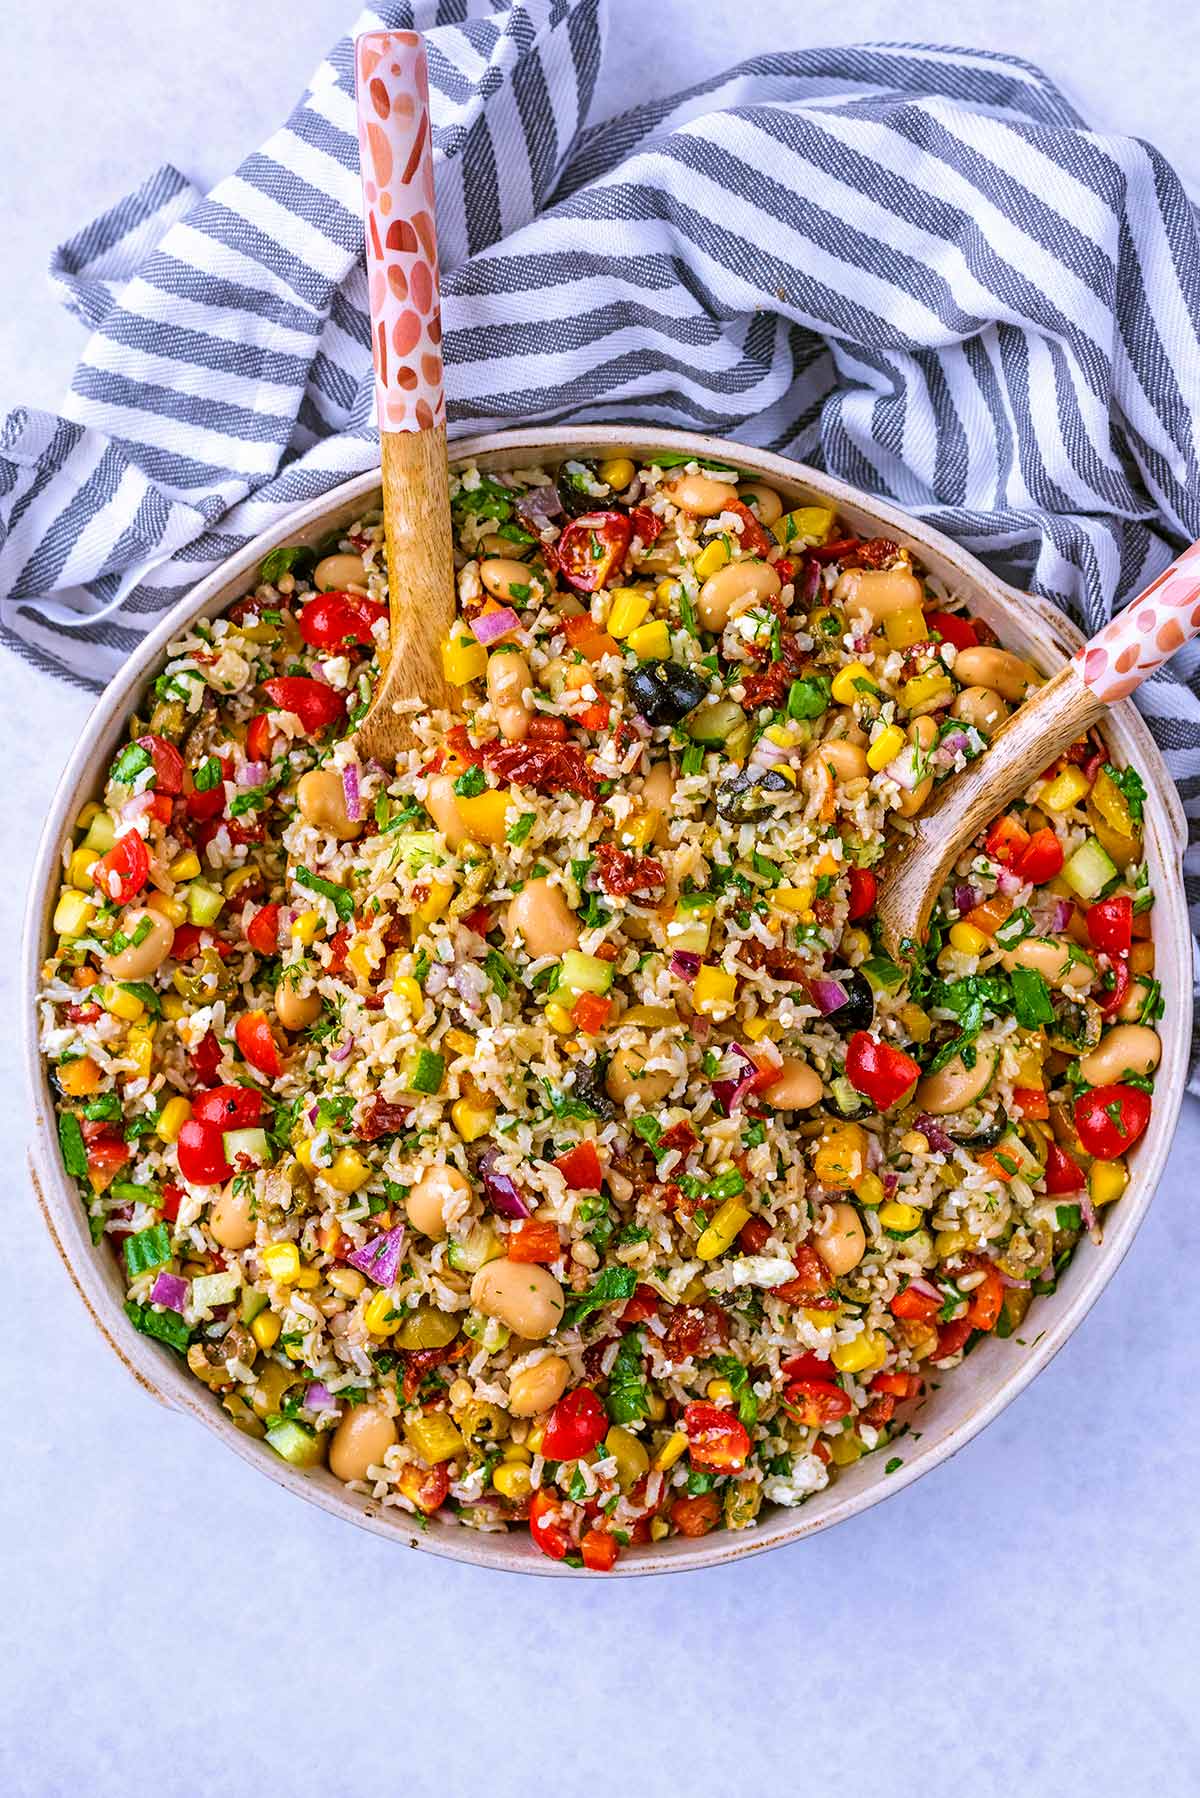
[
  {"xmin": 877, "ymin": 538, "xmax": 1200, "ymax": 955},
  {"xmin": 353, "ymin": 29, "xmax": 454, "ymax": 761}
]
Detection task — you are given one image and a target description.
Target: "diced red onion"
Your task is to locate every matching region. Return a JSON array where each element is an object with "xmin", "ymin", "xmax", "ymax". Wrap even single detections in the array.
[
  {"xmin": 1052, "ymin": 898, "xmax": 1074, "ymax": 932},
  {"xmin": 478, "ymin": 1150, "xmax": 531, "ymax": 1219},
  {"xmin": 306, "ymin": 1382, "xmax": 338, "ymax": 1411},
  {"xmin": 914, "ymin": 1114, "xmax": 956, "ymax": 1154},
  {"xmin": 998, "ymin": 1271, "xmax": 1030, "ymax": 1289},
  {"xmin": 954, "ymin": 883, "xmax": 979, "ymax": 916},
  {"xmin": 886, "ymin": 747, "xmax": 922, "ymax": 790},
  {"xmin": 238, "ymin": 761, "xmax": 267, "ymax": 787},
  {"xmin": 750, "ymin": 735, "xmax": 790, "ymax": 772},
  {"xmin": 515, "ymin": 483, "xmax": 564, "ymax": 529},
  {"xmin": 471, "ymin": 606, "xmax": 521, "ymax": 643},
  {"xmin": 342, "ymin": 761, "xmax": 362, "ymax": 822},
  {"xmin": 1079, "ymin": 1187, "xmax": 1097, "ymax": 1232},
  {"xmin": 997, "ymin": 869, "xmax": 1023, "ymax": 896},
  {"xmin": 808, "ymin": 976, "xmax": 849, "ymax": 1015},
  {"xmin": 712, "ymin": 1044, "xmax": 760, "ymax": 1114},
  {"xmin": 907, "ymin": 1275, "xmax": 942, "ymax": 1301},
  {"xmin": 452, "ymin": 960, "xmax": 489, "ymax": 1014},
  {"xmin": 306, "ymin": 1102, "xmax": 319, "ymax": 1125},
  {"xmin": 883, "ymin": 1172, "xmax": 899, "ymax": 1195},
  {"xmin": 937, "ymin": 731, "xmax": 971, "ymax": 761},
  {"xmin": 329, "ymin": 1036, "xmax": 355, "ymax": 1063},
  {"xmin": 669, "ymin": 951, "xmax": 701, "ymax": 983},
  {"xmin": 346, "ymin": 1224, "xmax": 406, "ymax": 1287},
  {"xmin": 150, "ymin": 1271, "xmax": 189, "ymax": 1313},
  {"xmin": 800, "ymin": 556, "xmax": 822, "ymax": 606},
  {"xmin": 120, "ymin": 792, "xmax": 155, "ymax": 821}
]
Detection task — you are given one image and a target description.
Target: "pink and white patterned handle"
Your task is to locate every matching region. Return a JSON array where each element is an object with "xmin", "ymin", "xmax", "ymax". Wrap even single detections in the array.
[
  {"xmin": 1075, "ymin": 539, "xmax": 1200, "ymax": 703},
  {"xmin": 355, "ymin": 31, "xmax": 444, "ymax": 434}
]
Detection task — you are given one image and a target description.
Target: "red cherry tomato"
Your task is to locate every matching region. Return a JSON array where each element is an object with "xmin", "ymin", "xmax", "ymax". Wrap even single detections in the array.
[
  {"xmin": 1073, "ymin": 1084, "xmax": 1151, "ymax": 1160},
  {"xmin": 146, "ymin": 793, "xmax": 175, "ymax": 825},
  {"xmin": 188, "ymin": 1031, "xmax": 225, "ymax": 1086},
  {"xmin": 935, "ymin": 1316, "xmax": 974, "ymax": 1360},
  {"xmin": 847, "ymin": 867, "xmax": 877, "ymax": 921},
  {"xmin": 1097, "ymin": 953, "xmax": 1132, "ymax": 1019},
  {"xmin": 1044, "ymin": 1140, "xmax": 1085, "ymax": 1194},
  {"xmin": 397, "ymin": 1462, "xmax": 450, "ymax": 1515},
  {"xmin": 84, "ymin": 1133, "xmax": 131, "ymax": 1193},
  {"xmin": 845, "ymin": 1031, "xmax": 921, "ymax": 1111},
  {"xmin": 261, "ymin": 676, "xmax": 346, "ymax": 736},
  {"xmin": 683, "ymin": 1401, "xmax": 751, "ymax": 1471},
  {"xmin": 160, "ymin": 1181, "xmax": 184, "ymax": 1223},
  {"xmin": 966, "ymin": 1263, "xmax": 1005, "ymax": 1332},
  {"xmin": 245, "ymin": 904, "xmax": 280, "ymax": 956},
  {"xmin": 542, "ymin": 1388, "xmax": 609, "ymax": 1461},
  {"xmin": 136, "ymin": 734, "xmax": 185, "ymax": 794},
  {"xmin": 234, "ymin": 1009, "xmax": 284, "ymax": 1080},
  {"xmin": 889, "ymin": 1285, "xmax": 942, "ymax": 1322},
  {"xmin": 621, "ymin": 1284, "xmax": 660, "ymax": 1325},
  {"xmin": 245, "ymin": 714, "xmax": 276, "ymax": 763},
  {"xmin": 170, "ymin": 924, "xmax": 233, "ymax": 962},
  {"xmin": 184, "ymin": 764, "xmax": 230, "ymax": 822},
  {"xmin": 924, "ymin": 610, "xmax": 979, "ymax": 651},
  {"xmin": 176, "ymin": 1118, "xmax": 232, "ymax": 1185},
  {"xmin": 192, "ymin": 1085, "xmax": 265, "ymax": 1129},
  {"xmin": 871, "ymin": 1370, "xmax": 922, "ymax": 1400},
  {"xmin": 628, "ymin": 504, "xmax": 663, "ymax": 546},
  {"xmin": 297, "ymin": 591, "xmax": 387, "ymax": 651},
  {"xmin": 1014, "ymin": 827, "xmax": 1064, "ymax": 885},
  {"xmin": 552, "ymin": 1140, "xmax": 604, "ymax": 1192},
  {"xmin": 984, "ymin": 813, "xmax": 1030, "ymax": 867},
  {"xmin": 1087, "ymin": 895, "xmax": 1133, "ymax": 956},
  {"xmin": 91, "ymin": 831, "xmax": 150, "ymax": 904},
  {"xmin": 782, "ymin": 1379, "xmax": 852, "ymax": 1428},
  {"xmin": 581, "ymin": 1528, "xmax": 619, "ymax": 1572},
  {"xmin": 528, "ymin": 1486, "xmax": 580, "ymax": 1560},
  {"xmin": 780, "ymin": 1350, "xmax": 835, "ymax": 1382},
  {"xmin": 1012, "ymin": 1087, "xmax": 1050, "ymax": 1119},
  {"xmin": 555, "ymin": 511, "xmax": 633, "ymax": 592},
  {"xmin": 669, "ymin": 1492, "xmax": 722, "ymax": 1537}
]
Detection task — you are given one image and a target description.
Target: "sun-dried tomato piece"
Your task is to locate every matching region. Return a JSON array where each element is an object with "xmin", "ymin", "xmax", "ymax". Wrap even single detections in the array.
[
  {"xmin": 357, "ymin": 1095, "xmax": 413, "ymax": 1141},
  {"xmin": 738, "ymin": 938, "xmax": 808, "ymax": 982},
  {"xmin": 483, "ymin": 738, "xmax": 599, "ymax": 799},
  {"xmin": 445, "ymin": 723, "xmax": 486, "ymax": 766},
  {"xmin": 861, "ymin": 1393, "xmax": 896, "ymax": 1428},
  {"xmin": 847, "ymin": 536, "xmax": 901, "ymax": 570},
  {"xmin": 595, "ymin": 843, "xmax": 666, "ymax": 897},
  {"xmin": 661, "ymin": 1302, "xmax": 728, "ymax": 1361},
  {"xmin": 658, "ymin": 1119, "xmax": 698, "ymax": 1157},
  {"xmin": 774, "ymin": 1242, "xmax": 839, "ymax": 1307},
  {"xmin": 629, "ymin": 505, "xmax": 663, "ymax": 546},
  {"xmin": 725, "ymin": 499, "xmax": 775, "ymax": 559},
  {"xmin": 399, "ymin": 1346, "xmax": 463, "ymax": 1404}
]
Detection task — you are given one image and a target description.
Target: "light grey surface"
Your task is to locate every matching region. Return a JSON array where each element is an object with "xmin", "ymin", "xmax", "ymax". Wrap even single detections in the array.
[{"xmin": 2, "ymin": 4, "xmax": 1199, "ymax": 1794}]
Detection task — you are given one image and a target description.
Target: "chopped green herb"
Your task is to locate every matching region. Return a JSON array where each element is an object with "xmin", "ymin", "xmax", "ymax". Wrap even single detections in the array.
[
  {"xmin": 506, "ymin": 811, "xmax": 535, "ymax": 845},
  {"xmin": 124, "ymin": 1299, "xmax": 192, "ymax": 1354},
  {"xmin": 884, "ymin": 1457, "xmax": 903, "ymax": 1475},
  {"xmin": 194, "ymin": 755, "xmax": 223, "ymax": 792},
  {"xmin": 561, "ymin": 1266, "xmax": 637, "ymax": 1328},
  {"xmin": 1102, "ymin": 762, "xmax": 1145, "ymax": 824},
  {"xmin": 124, "ymin": 1223, "xmax": 172, "ymax": 1278},
  {"xmin": 258, "ymin": 544, "xmax": 316, "ymax": 586},
  {"xmin": 295, "ymin": 866, "xmax": 355, "ymax": 923},
  {"xmin": 1010, "ymin": 965, "xmax": 1054, "ymax": 1029},
  {"xmin": 454, "ymin": 765, "xmax": 487, "ymax": 798},
  {"xmin": 57, "ymin": 1111, "xmax": 89, "ymax": 1179}
]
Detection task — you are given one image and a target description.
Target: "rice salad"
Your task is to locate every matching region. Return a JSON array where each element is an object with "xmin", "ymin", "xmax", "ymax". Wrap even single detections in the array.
[{"xmin": 39, "ymin": 450, "xmax": 1165, "ymax": 1569}]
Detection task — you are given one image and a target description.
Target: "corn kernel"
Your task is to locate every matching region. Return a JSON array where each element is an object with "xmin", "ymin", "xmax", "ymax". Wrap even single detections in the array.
[
  {"xmin": 456, "ymin": 789, "xmax": 511, "ymax": 845},
  {"xmin": 444, "ymin": 1028, "xmax": 476, "ymax": 1056},
  {"xmin": 841, "ymin": 928, "xmax": 870, "ymax": 961},
  {"xmin": 764, "ymin": 722, "xmax": 801, "ymax": 750},
  {"xmin": 261, "ymin": 1242, "xmax": 301, "ymax": 1282},
  {"xmin": 1089, "ymin": 1158, "xmax": 1128, "ymax": 1208},
  {"xmin": 492, "ymin": 1462, "xmax": 533, "ymax": 1500},
  {"xmin": 803, "ymin": 1307, "xmax": 841, "ymax": 1330},
  {"xmin": 899, "ymin": 1131, "xmax": 929, "ymax": 1156},
  {"xmin": 655, "ymin": 579, "xmax": 677, "ymax": 605},
  {"xmin": 693, "ymin": 965, "xmax": 737, "ymax": 1018},
  {"xmin": 948, "ymin": 922, "xmax": 990, "ymax": 956},
  {"xmin": 169, "ymin": 849, "xmax": 202, "ymax": 881},
  {"xmin": 545, "ymin": 1001, "xmax": 574, "ymax": 1035},
  {"xmin": 364, "ymin": 1289, "xmax": 401, "ymax": 1335},
  {"xmin": 652, "ymin": 1430, "xmax": 689, "ymax": 1472},
  {"xmin": 771, "ymin": 765, "xmax": 797, "ymax": 786},
  {"xmin": 830, "ymin": 662, "xmax": 874, "ymax": 706},
  {"xmin": 774, "ymin": 884, "xmax": 815, "ymax": 914},
  {"xmin": 627, "ymin": 619, "xmax": 672, "ymax": 660},
  {"xmin": 442, "ymin": 626, "xmax": 488, "ymax": 686},
  {"xmin": 935, "ymin": 1226, "xmax": 971, "ymax": 1259},
  {"xmin": 696, "ymin": 1196, "xmax": 751, "ymax": 1260},
  {"xmin": 1041, "ymin": 764, "xmax": 1091, "ymax": 812},
  {"xmin": 390, "ymin": 975, "xmax": 423, "ymax": 1018},
  {"xmin": 853, "ymin": 1172, "xmax": 884, "ymax": 1209},
  {"xmin": 451, "ymin": 1098, "xmax": 495, "ymax": 1143},
  {"xmin": 100, "ymin": 984, "xmax": 145, "ymax": 1024},
  {"xmin": 291, "ymin": 1265, "xmax": 320, "ymax": 1290},
  {"xmin": 742, "ymin": 1017, "xmax": 770, "ymax": 1042},
  {"xmin": 831, "ymin": 1331, "xmax": 887, "ymax": 1375},
  {"xmin": 706, "ymin": 1378, "xmax": 735, "ymax": 1404},
  {"xmin": 879, "ymin": 1200, "xmax": 923, "ymax": 1235},
  {"xmin": 148, "ymin": 892, "xmax": 189, "ymax": 927},
  {"xmin": 68, "ymin": 847, "xmax": 99, "ymax": 890},
  {"xmin": 54, "ymin": 889, "xmax": 97, "ymax": 938},
  {"xmin": 773, "ymin": 505, "xmax": 834, "ymax": 547},
  {"xmin": 326, "ymin": 1148, "xmax": 371, "ymax": 1194},
  {"xmin": 125, "ymin": 1023, "xmax": 156, "ymax": 1081},
  {"xmin": 57, "ymin": 1056, "xmax": 102, "ymax": 1097},
  {"xmin": 160, "ymin": 994, "xmax": 187, "ymax": 1022},
  {"xmin": 329, "ymin": 1266, "xmax": 366, "ymax": 1300},
  {"xmin": 417, "ymin": 880, "xmax": 454, "ymax": 925},
  {"xmin": 526, "ymin": 1424, "xmax": 546, "ymax": 1455},
  {"xmin": 346, "ymin": 941, "xmax": 375, "ymax": 980},
  {"xmin": 606, "ymin": 587, "xmax": 652, "ymax": 638},
  {"xmin": 157, "ymin": 1096, "xmax": 193, "ymax": 1143},
  {"xmin": 622, "ymin": 809, "xmax": 658, "ymax": 852},
  {"xmin": 898, "ymin": 1001, "xmax": 931, "ymax": 1043},
  {"xmin": 291, "ymin": 909, "xmax": 321, "ymax": 946},
  {"xmin": 502, "ymin": 1443, "xmax": 534, "ymax": 1466},
  {"xmin": 693, "ymin": 539, "xmax": 729, "ymax": 580},
  {"xmin": 883, "ymin": 604, "xmax": 928, "ymax": 649},
  {"xmin": 867, "ymin": 723, "xmax": 907, "ymax": 771},
  {"xmin": 599, "ymin": 455, "xmax": 636, "ymax": 491},
  {"xmin": 251, "ymin": 1311, "xmax": 281, "ymax": 1350}
]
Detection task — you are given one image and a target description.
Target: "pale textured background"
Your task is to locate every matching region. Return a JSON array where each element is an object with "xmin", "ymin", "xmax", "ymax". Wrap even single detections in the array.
[{"xmin": 3, "ymin": 4, "xmax": 1199, "ymax": 1794}]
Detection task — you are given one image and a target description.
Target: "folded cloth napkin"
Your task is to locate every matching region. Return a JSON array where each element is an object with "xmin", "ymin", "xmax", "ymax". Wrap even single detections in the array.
[{"xmin": 3, "ymin": 6, "xmax": 1200, "ymax": 960}]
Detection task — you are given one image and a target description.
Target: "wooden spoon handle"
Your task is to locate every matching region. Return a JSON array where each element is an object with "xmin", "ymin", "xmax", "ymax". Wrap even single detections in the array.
[
  {"xmin": 1073, "ymin": 538, "xmax": 1200, "ymax": 702},
  {"xmin": 354, "ymin": 30, "xmax": 453, "ymax": 757}
]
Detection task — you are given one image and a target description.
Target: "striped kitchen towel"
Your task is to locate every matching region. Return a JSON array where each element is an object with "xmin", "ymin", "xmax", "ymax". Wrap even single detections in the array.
[{"xmin": 3, "ymin": 2, "xmax": 1200, "ymax": 932}]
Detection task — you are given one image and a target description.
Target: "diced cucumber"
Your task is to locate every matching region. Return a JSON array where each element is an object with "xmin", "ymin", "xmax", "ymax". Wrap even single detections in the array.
[
  {"xmin": 1062, "ymin": 836, "xmax": 1118, "ymax": 902},
  {"xmin": 222, "ymin": 1126, "xmax": 271, "ymax": 1166},
  {"xmin": 240, "ymin": 1288, "xmax": 269, "ymax": 1324},
  {"xmin": 265, "ymin": 1420, "xmax": 325, "ymax": 1468},
  {"xmin": 83, "ymin": 812, "xmax": 117, "ymax": 854},
  {"xmin": 446, "ymin": 1222, "xmax": 501, "ymax": 1274},
  {"xmin": 558, "ymin": 950, "xmax": 615, "ymax": 996},
  {"xmin": 829, "ymin": 1075, "xmax": 868, "ymax": 1120},
  {"xmin": 192, "ymin": 1270, "xmax": 240, "ymax": 1312},
  {"xmin": 688, "ymin": 700, "xmax": 745, "ymax": 745},
  {"xmin": 991, "ymin": 1131, "xmax": 1044, "ymax": 1181},
  {"xmin": 460, "ymin": 1310, "xmax": 511, "ymax": 1353},
  {"xmin": 392, "ymin": 830, "xmax": 443, "ymax": 870},
  {"xmin": 405, "ymin": 1048, "xmax": 445, "ymax": 1094},
  {"xmin": 186, "ymin": 880, "xmax": 226, "ymax": 926}
]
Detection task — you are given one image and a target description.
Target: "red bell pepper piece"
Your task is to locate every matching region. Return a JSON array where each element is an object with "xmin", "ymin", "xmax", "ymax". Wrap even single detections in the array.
[
  {"xmin": 1014, "ymin": 827, "xmax": 1064, "ymax": 885},
  {"xmin": 91, "ymin": 831, "xmax": 150, "ymax": 904},
  {"xmin": 845, "ymin": 1031, "xmax": 921, "ymax": 1110},
  {"xmin": 984, "ymin": 813, "xmax": 1030, "ymax": 867},
  {"xmin": 934, "ymin": 1316, "xmax": 974, "ymax": 1360},
  {"xmin": 966, "ymin": 1263, "xmax": 1005, "ymax": 1332},
  {"xmin": 924, "ymin": 610, "xmax": 979, "ymax": 651},
  {"xmin": 188, "ymin": 1031, "xmax": 225, "ymax": 1086},
  {"xmin": 244, "ymin": 714, "xmax": 275, "ymax": 763},
  {"xmin": 1012, "ymin": 1087, "xmax": 1050, "ymax": 1119},
  {"xmin": 506, "ymin": 1219, "xmax": 562, "ymax": 1264},
  {"xmin": 261, "ymin": 675, "xmax": 346, "ymax": 735},
  {"xmin": 847, "ymin": 867, "xmax": 877, "ymax": 921},
  {"xmin": 580, "ymin": 1528, "xmax": 619, "ymax": 1572},
  {"xmin": 890, "ymin": 1285, "xmax": 942, "ymax": 1323},
  {"xmin": 529, "ymin": 1486, "xmax": 582, "ymax": 1559},
  {"xmin": 570, "ymin": 992, "xmax": 613, "ymax": 1035},
  {"xmin": 669, "ymin": 1492, "xmax": 722, "ymax": 1537},
  {"xmin": 234, "ymin": 1009, "xmax": 284, "ymax": 1080},
  {"xmin": 244, "ymin": 904, "xmax": 280, "ymax": 956},
  {"xmin": 552, "ymin": 1139, "xmax": 605, "ymax": 1191}
]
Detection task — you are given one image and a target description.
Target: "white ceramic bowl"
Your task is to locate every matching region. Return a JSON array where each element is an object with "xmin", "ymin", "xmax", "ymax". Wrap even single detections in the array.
[{"xmin": 23, "ymin": 427, "xmax": 1192, "ymax": 1575}]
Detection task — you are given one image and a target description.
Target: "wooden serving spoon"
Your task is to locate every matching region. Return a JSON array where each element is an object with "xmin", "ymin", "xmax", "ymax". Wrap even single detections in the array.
[
  {"xmin": 876, "ymin": 539, "xmax": 1200, "ymax": 957},
  {"xmin": 351, "ymin": 29, "xmax": 454, "ymax": 762}
]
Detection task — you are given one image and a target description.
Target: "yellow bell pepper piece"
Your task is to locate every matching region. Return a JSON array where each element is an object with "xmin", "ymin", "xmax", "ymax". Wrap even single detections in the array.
[
  {"xmin": 692, "ymin": 964, "xmax": 737, "ymax": 1018},
  {"xmin": 417, "ymin": 879, "xmax": 454, "ymax": 925},
  {"xmin": 57, "ymin": 1056, "xmax": 102, "ymax": 1097},
  {"xmin": 900, "ymin": 670, "xmax": 954, "ymax": 712},
  {"xmin": 1041, "ymin": 764, "xmax": 1091, "ymax": 812},
  {"xmin": 456, "ymin": 788, "xmax": 511, "ymax": 845},
  {"xmin": 392, "ymin": 974, "xmax": 424, "ymax": 1014},
  {"xmin": 695, "ymin": 1196, "xmax": 752, "ymax": 1260},
  {"xmin": 606, "ymin": 587, "xmax": 652, "ymax": 639},
  {"xmin": 813, "ymin": 1122, "xmax": 869, "ymax": 1188},
  {"xmin": 831, "ymin": 1331, "xmax": 887, "ymax": 1375},
  {"xmin": 1089, "ymin": 1158, "xmax": 1128, "ymax": 1208},
  {"xmin": 693, "ymin": 539, "xmax": 729, "ymax": 580},
  {"xmin": 168, "ymin": 849, "xmax": 202, "ymax": 882},
  {"xmin": 442, "ymin": 625, "xmax": 488, "ymax": 686},
  {"xmin": 773, "ymin": 884, "xmax": 815, "ymax": 914},
  {"xmin": 652, "ymin": 1430, "xmax": 689, "ymax": 1472},
  {"xmin": 883, "ymin": 605, "xmax": 928, "ymax": 649},
  {"xmin": 773, "ymin": 505, "xmax": 835, "ymax": 547}
]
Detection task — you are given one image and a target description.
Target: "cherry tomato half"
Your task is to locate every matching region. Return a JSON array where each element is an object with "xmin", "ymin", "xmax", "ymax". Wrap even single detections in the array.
[
  {"xmin": 91, "ymin": 831, "xmax": 150, "ymax": 904},
  {"xmin": 542, "ymin": 1388, "xmax": 608, "ymax": 1461},
  {"xmin": 1073, "ymin": 1084, "xmax": 1151, "ymax": 1160},
  {"xmin": 245, "ymin": 904, "xmax": 280, "ymax": 956},
  {"xmin": 176, "ymin": 1118, "xmax": 232, "ymax": 1186},
  {"xmin": 234, "ymin": 1010, "xmax": 284, "ymax": 1081},
  {"xmin": 1087, "ymin": 895, "xmax": 1133, "ymax": 956},
  {"xmin": 683, "ymin": 1401, "xmax": 751, "ymax": 1471},
  {"xmin": 298, "ymin": 591, "xmax": 387, "ymax": 651},
  {"xmin": 136, "ymin": 734, "xmax": 185, "ymax": 794},
  {"xmin": 397, "ymin": 1462, "xmax": 450, "ymax": 1515},
  {"xmin": 189, "ymin": 1031, "xmax": 225, "ymax": 1087},
  {"xmin": 261, "ymin": 675, "xmax": 346, "ymax": 736},
  {"xmin": 244, "ymin": 714, "xmax": 276, "ymax": 764},
  {"xmin": 529, "ymin": 1486, "xmax": 581, "ymax": 1560},
  {"xmin": 581, "ymin": 1528, "xmax": 619, "ymax": 1572},
  {"xmin": 781, "ymin": 1379, "xmax": 852, "ymax": 1428},
  {"xmin": 924, "ymin": 610, "xmax": 979, "ymax": 651},
  {"xmin": 192, "ymin": 1085, "xmax": 265, "ymax": 1130},
  {"xmin": 984, "ymin": 813, "xmax": 1030, "ymax": 867},
  {"xmin": 1043, "ymin": 1140, "xmax": 1085, "ymax": 1194},
  {"xmin": 555, "ymin": 511, "xmax": 633, "ymax": 593},
  {"xmin": 847, "ymin": 867, "xmax": 877, "ymax": 921},
  {"xmin": 965, "ymin": 1263, "xmax": 1005, "ymax": 1333},
  {"xmin": 845, "ymin": 1031, "xmax": 921, "ymax": 1111}
]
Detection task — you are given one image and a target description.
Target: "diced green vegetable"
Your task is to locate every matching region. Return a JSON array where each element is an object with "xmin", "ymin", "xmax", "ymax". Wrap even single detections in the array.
[
  {"xmin": 57, "ymin": 1111, "xmax": 89, "ymax": 1179},
  {"xmin": 186, "ymin": 880, "xmax": 226, "ymax": 927},
  {"xmin": 786, "ymin": 676, "xmax": 830, "ymax": 720},
  {"xmin": 222, "ymin": 1127, "xmax": 271, "ymax": 1166},
  {"xmin": 265, "ymin": 1420, "xmax": 325, "ymax": 1467},
  {"xmin": 124, "ymin": 1299, "xmax": 192, "ymax": 1353},
  {"xmin": 294, "ymin": 866, "xmax": 355, "ymax": 922},
  {"xmin": 406, "ymin": 1049, "xmax": 445, "ymax": 1094},
  {"xmin": 388, "ymin": 831, "xmax": 443, "ymax": 872},
  {"xmin": 192, "ymin": 1271, "xmax": 241, "ymax": 1312},
  {"xmin": 558, "ymin": 950, "xmax": 615, "ymax": 996},
  {"xmin": 83, "ymin": 812, "xmax": 116, "ymax": 854},
  {"xmin": 687, "ymin": 700, "xmax": 745, "ymax": 745},
  {"xmin": 1062, "ymin": 837, "xmax": 1118, "ymax": 902},
  {"xmin": 124, "ymin": 1222, "xmax": 172, "ymax": 1279}
]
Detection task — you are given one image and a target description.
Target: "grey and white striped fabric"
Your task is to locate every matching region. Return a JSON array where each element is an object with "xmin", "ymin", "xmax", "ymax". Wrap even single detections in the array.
[{"xmin": 3, "ymin": 4, "xmax": 1200, "ymax": 926}]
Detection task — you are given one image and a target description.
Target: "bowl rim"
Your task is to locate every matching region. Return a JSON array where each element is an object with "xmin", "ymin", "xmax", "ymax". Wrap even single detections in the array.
[{"xmin": 23, "ymin": 424, "xmax": 1193, "ymax": 1576}]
